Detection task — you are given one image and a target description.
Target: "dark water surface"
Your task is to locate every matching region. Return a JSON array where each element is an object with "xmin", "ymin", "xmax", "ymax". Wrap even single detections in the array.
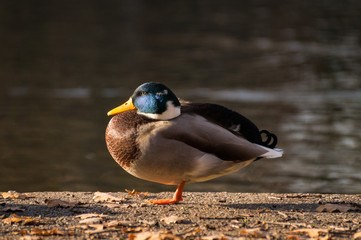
[{"xmin": 1, "ymin": 1, "xmax": 360, "ymax": 193}]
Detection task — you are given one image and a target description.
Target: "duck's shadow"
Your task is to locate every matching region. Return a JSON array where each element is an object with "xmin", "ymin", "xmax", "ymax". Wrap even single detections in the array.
[
  {"xmin": 2, "ymin": 201, "xmax": 321, "ymax": 219},
  {"xmin": 221, "ymin": 203, "xmax": 319, "ymax": 212}
]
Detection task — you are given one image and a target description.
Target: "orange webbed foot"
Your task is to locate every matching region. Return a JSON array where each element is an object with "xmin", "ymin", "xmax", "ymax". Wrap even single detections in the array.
[
  {"xmin": 149, "ymin": 197, "xmax": 183, "ymax": 205},
  {"xmin": 149, "ymin": 182, "xmax": 186, "ymax": 205}
]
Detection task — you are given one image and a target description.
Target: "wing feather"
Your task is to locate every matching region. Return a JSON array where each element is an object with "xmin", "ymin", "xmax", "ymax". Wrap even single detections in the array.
[{"xmin": 161, "ymin": 114, "xmax": 268, "ymax": 162}]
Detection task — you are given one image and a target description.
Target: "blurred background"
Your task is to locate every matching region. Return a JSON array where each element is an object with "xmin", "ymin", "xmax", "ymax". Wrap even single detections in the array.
[{"xmin": 1, "ymin": 0, "xmax": 360, "ymax": 194}]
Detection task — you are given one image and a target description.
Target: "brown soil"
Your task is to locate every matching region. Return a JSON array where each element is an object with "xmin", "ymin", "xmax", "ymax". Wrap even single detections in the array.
[{"xmin": 1, "ymin": 191, "xmax": 360, "ymax": 239}]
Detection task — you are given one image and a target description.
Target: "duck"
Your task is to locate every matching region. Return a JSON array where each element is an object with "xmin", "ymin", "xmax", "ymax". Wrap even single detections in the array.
[{"xmin": 106, "ymin": 82, "xmax": 283, "ymax": 204}]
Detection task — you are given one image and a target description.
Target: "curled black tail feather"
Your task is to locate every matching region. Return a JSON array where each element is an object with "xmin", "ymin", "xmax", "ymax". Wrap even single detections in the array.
[
  {"xmin": 255, "ymin": 130, "xmax": 278, "ymax": 161},
  {"xmin": 259, "ymin": 130, "xmax": 278, "ymax": 149}
]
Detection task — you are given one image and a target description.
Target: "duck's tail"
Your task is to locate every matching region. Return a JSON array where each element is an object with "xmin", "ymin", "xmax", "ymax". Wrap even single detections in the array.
[
  {"xmin": 255, "ymin": 130, "xmax": 283, "ymax": 160},
  {"xmin": 258, "ymin": 145, "xmax": 283, "ymax": 158}
]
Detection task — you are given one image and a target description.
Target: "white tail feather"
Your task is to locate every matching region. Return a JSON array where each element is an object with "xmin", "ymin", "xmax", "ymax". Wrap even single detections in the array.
[{"xmin": 257, "ymin": 145, "xmax": 283, "ymax": 158}]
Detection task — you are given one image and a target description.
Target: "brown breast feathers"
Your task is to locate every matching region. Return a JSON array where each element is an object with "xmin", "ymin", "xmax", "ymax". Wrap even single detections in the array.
[{"xmin": 105, "ymin": 110, "xmax": 154, "ymax": 168}]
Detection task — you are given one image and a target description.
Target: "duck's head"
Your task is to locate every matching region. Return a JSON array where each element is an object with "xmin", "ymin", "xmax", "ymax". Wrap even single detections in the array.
[{"xmin": 107, "ymin": 82, "xmax": 181, "ymax": 120}]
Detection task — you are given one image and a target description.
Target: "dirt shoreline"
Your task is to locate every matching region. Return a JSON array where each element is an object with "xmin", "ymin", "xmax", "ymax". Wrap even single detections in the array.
[{"xmin": 1, "ymin": 191, "xmax": 360, "ymax": 239}]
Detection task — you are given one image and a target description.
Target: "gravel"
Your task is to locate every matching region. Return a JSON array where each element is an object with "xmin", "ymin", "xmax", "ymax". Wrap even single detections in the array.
[{"xmin": 1, "ymin": 191, "xmax": 360, "ymax": 239}]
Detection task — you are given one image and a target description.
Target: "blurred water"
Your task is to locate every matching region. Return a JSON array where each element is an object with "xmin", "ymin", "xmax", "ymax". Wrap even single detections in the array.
[{"xmin": 0, "ymin": 1, "xmax": 360, "ymax": 193}]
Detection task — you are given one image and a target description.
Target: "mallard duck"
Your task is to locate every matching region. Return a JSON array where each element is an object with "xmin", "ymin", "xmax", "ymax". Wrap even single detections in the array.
[{"xmin": 106, "ymin": 82, "xmax": 283, "ymax": 204}]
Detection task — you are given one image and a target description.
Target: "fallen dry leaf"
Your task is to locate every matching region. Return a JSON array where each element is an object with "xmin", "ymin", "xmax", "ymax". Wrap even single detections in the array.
[
  {"xmin": 72, "ymin": 224, "xmax": 89, "ymax": 230},
  {"xmin": 328, "ymin": 226, "xmax": 350, "ymax": 232},
  {"xmin": 30, "ymin": 228, "xmax": 65, "ymax": 236},
  {"xmin": 92, "ymin": 191, "xmax": 125, "ymax": 203},
  {"xmin": 85, "ymin": 224, "xmax": 106, "ymax": 234},
  {"xmin": 122, "ymin": 227, "xmax": 145, "ymax": 233},
  {"xmin": 45, "ymin": 199, "xmax": 77, "ymax": 208},
  {"xmin": 239, "ymin": 228, "xmax": 267, "ymax": 238},
  {"xmin": 103, "ymin": 203, "xmax": 122, "ymax": 208},
  {"xmin": 125, "ymin": 189, "xmax": 149, "ymax": 199},
  {"xmin": 19, "ymin": 236, "xmax": 42, "ymax": 240},
  {"xmin": 202, "ymin": 233, "xmax": 235, "ymax": 240},
  {"xmin": 79, "ymin": 217, "xmax": 103, "ymax": 225},
  {"xmin": 106, "ymin": 220, "xmax": 137, "ymax": 227},
  {"xmin": 286, "ymin": 235, "xmax": 300, "ymax": 240},
  {"xmin": 125, "ymin": 189, "xmax": 138, "ymax": 195},
  {"xmin": 133, "ymin": 231, "xmax": 155, "ymax": 240},
  {"xmin": 1, "ymin": 191, "xmax": 32, "ymax": 199},
  {"xmin": 133, "ymin": 231, "xmax": 180, "ymax": 240},
  {"xmin": 316, "ymin": 203, "xmax": 354, "ymax": 213},
  {"xmin": 82, "ymin": 221, "xmax": 143, "ymax": 235},
  {"xmin": 289, "ymin": 228, "xmax": 328, "ymax": 238},
  {"xmin": 276, "ymin": 211, "xmax": 288, "ymax": 218},
  {"xmin": 175, "ymin": 228, "xmax": 203, "ymax": 239},
  {"xmin": 354, "ymin": 231, "xmax": 361, "ymax": 239},
  {"xmin": 75, "ymin": 213, "xmax": 108, "ymax": 220},
  {"xmin": 160, "ymin": 215, "xmax": 184, "ymax": 224},
  {"xmin": 14, "ymin": 230, "xmax": 30, "ymax": 235},
  {"xmin": 2, "ymin": 214, "xmax": 38, "ymax": 225}
]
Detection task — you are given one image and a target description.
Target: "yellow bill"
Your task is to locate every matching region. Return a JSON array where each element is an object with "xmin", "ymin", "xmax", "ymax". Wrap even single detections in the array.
[{"xmin": 107, "ymin": 98, "xmax": 136, "ymax": 116}]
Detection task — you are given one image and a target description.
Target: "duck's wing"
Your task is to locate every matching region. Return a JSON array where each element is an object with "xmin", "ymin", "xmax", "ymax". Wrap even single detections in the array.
[
  {"xmin": 181, "ymin": 103, "xmax": 279, "ymax": 149},
  {"xmin": 161, "ymin": 113, "xmax": 281, "ymax": 162},
  {"xmin": 181, "ymin": 103, "xmax": 262, "ymax": 142}
]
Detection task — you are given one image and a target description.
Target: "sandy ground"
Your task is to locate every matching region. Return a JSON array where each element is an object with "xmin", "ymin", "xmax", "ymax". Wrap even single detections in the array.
[{"xmin": 1, "ymin": 191, "xmax": 360, "ymax": 239}]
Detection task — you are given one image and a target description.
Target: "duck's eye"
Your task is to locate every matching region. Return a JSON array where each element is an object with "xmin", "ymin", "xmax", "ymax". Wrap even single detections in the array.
[{"xmin": 138, "ymin": 91, "xmax": 147, "ymax": 96}]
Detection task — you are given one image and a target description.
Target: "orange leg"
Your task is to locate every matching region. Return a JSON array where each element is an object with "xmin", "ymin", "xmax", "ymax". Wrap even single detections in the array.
[{"xmin": 150, "ymin": 181, "xmax": 186, "ymax": 205}]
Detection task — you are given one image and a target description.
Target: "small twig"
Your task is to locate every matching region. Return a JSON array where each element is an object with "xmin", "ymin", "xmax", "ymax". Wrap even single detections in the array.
[{"xmin": 276, "ymin": 211, "xmax": 288, "ymax": 218}]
